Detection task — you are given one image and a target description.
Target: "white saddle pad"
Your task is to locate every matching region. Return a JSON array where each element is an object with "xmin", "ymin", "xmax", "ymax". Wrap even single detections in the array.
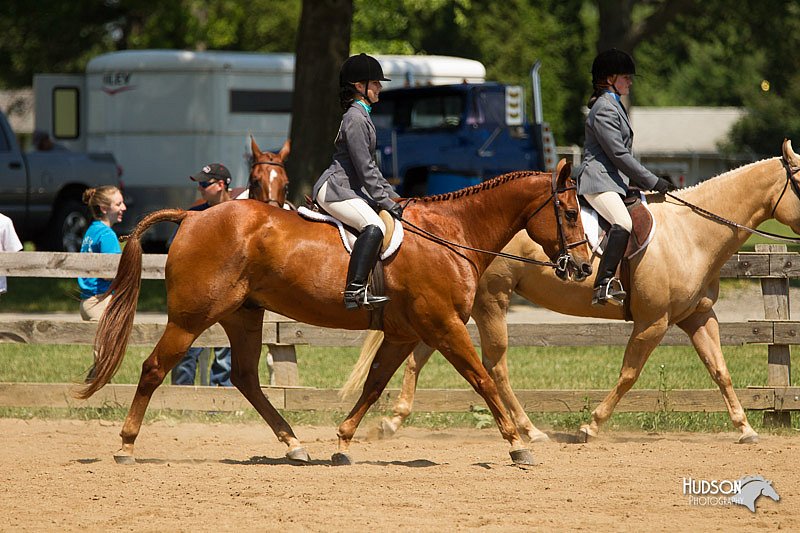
[
  {"xmin": 297, "ymin": 206, "xmax": 403, "ymax": 260},
  {"xmin": 581, "ymin": 192, "xmax": 655, "ymax": 258}
]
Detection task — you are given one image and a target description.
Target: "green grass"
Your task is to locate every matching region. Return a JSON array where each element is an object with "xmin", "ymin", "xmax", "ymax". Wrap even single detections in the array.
[{"xmin": 0, "ymin": 343, "xmax": 796, "ymax": 433}]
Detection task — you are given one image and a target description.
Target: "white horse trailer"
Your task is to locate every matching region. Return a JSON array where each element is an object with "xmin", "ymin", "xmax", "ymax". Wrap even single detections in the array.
[{"xmin": 34, "ymin": 50, "xmax": 485, "ymax": 246}]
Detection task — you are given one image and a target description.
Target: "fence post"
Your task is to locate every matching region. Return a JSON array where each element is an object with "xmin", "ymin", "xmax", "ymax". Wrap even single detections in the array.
[
  {"xmin": 267, "ymin": 344, "xmax": 298, "ymax": 386},
  {"xmin": 756, "ymin": 243, "xmax": 792, "ymax": 427}
]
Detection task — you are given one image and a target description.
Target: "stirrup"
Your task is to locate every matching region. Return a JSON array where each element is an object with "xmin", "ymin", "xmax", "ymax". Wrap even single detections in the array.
[
  {"xmin": 344, "ymin": 287, "xmax": 390, "ymax": 311},
  {"xmin": 591, "ymin": 278, "xmax": 626, "ymax": 307}
]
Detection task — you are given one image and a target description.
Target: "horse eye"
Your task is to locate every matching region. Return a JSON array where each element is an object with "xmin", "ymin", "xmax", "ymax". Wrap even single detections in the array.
[{"xmin": 565, "ymin": 210, "xmax": 578, "ymax": 222}]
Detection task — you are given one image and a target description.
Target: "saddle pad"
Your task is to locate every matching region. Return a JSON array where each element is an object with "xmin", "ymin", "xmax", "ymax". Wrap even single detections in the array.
[
  {"xmin": 581, "ymin": 192, "xmax": 656, "ymax": 259},
  {"xmin": 297, "ymin": 206, "xmax": 403, "ymax": 260}
]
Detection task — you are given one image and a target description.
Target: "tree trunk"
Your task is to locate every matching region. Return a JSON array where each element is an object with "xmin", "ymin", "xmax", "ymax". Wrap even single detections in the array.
[{"xmin": 287, "ymin": 0, "xmax": 353, "ymax": 202}]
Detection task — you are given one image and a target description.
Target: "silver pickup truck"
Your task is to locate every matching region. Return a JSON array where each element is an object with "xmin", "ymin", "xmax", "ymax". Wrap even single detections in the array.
[{"xmin": 0, "ymin": 110, "xmax": 120, "ymax": 251}]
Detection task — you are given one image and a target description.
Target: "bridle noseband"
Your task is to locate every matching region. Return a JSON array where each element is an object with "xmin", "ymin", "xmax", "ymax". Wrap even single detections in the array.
[{"xmin": 250, "ymin": 160, "xmax": 288, "ymax": 207}]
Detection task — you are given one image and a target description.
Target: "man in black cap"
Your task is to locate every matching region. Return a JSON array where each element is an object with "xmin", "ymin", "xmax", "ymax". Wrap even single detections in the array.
[
  {"xmin": 170, "ymin": 162, "xmax": 234, "ymax": 387},
  {"xmin": 189, "ymin": 163, "xmax": 233, "ymax": 210}
]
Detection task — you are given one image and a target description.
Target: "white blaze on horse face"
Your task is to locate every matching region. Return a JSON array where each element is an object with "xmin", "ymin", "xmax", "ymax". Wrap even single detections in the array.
[{"xmin": 270, "ymin": 169, "xmax": 277, "ymax": 188}]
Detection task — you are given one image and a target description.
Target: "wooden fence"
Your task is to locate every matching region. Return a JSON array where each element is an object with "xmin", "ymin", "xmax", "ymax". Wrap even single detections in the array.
[{"xmin": 0, "ymin": 248, "xmax": 796, "ymax": 424}]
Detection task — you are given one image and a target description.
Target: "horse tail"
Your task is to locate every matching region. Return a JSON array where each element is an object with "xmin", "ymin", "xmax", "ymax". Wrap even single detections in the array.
[
  {"xmin": 76, "ymin": 209, "xmax": 189, "ymax": 399},
  {"xmin": 339, "ymin": 330, "xmax": 384, "ymax": 399}
]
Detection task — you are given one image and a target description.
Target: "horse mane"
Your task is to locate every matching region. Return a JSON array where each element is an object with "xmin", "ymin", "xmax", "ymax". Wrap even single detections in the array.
[
  {"xmin": 670, "ymin": 157, "xmax": 779, "ymax": 196},
  {"xmin": 414, "ymin": 170, "xmax": 546, "ymax": 203}
]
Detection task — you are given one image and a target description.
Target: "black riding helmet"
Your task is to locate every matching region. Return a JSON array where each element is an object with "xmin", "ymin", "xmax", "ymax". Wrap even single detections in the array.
[
  {"xmin": 591, "ymin": 48, "xmax": 636, "ymax": 84},
  {"xmin": 339, "ymin": 53, "xmax": 391, "ymax": 86}
]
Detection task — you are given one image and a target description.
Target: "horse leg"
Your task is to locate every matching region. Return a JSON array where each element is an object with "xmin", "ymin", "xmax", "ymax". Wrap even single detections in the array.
[
  {"xmin": 473, "ymin": 286, "xmax": 549, "ymax": 443},
  {"xmin": 677, "ymin": 309, "xmax": 759, "ymax": 444},
  {"xmin": 579, "ymin": 318, "xmax": 668, "ymax": 440},
  {"xmin": 428, "ymin": 322, "xmax": 532, "ymax": 464},
  {"xmin": 116, "ymin": 322, "xmax": 196, "ymax": 464},
  {"xmin": 334, "ymin": 339, "xmax": 420, "ymax": 464},
  {"xmin": 380, "ymin": 342, "xmax": 436, "ymax": 439},
  {"xmin": 220, "ymin": 308, "xmax": 309, "ymax": 462}
]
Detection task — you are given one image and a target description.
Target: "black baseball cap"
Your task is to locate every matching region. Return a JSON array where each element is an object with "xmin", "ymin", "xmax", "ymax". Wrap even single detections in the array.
[{"xmin": 190, "ymin": 163, "xmax": 231, "ymax": 185}]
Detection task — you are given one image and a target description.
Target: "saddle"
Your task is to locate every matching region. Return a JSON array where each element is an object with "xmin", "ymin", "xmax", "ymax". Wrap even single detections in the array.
[
  {"xmin": 298, "ymin": 204, "xmax": 404, "ymax": 330},
  {"xmin": 581, "ymin": 192, "xmax": 655, "ymax": 259},
  {"xmin": 581, "ymin": 193, "xmax": 655, "ymax": 320},
  {"xmin": 297, "ymin": 206, "xmax": 403, "ymax": 259}
]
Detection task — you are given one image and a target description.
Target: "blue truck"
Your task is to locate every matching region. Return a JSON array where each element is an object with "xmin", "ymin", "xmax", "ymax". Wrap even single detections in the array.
[{"xmin": 372, "ymin": 62, "xmax": 555, "ymax": 196}]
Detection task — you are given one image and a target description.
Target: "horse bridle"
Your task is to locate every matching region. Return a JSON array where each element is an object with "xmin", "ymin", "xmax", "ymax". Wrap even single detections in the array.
[
  {"xmin": 665, "ymin": 155, "xmax": 800, "ymax": 244},
  {"xmin": 525, "ymin": 171, "xmax": 589, "ymax": 276},
  {"xmin": 250, "ymin": 160, "xmax": 288, "ymax": 207},
  {"xmin": 397, "ymin": 171, "xmax": 587, "ymax": 274}
]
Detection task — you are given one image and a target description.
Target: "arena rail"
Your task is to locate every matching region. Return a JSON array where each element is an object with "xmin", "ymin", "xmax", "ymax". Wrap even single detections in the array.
[{"xmin": 0, "ymin": 248, "xmax": 795, "ymax": 424}]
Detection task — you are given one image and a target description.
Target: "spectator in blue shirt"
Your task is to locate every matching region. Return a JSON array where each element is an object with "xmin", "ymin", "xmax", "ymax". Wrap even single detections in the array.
[{"xmin": 77, "ymin": 185, "xmax": 126, "ymax": 321}]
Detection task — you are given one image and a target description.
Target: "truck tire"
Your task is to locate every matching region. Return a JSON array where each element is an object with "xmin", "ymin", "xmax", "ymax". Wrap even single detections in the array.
[{"xmin": 42, "ymin": 199, "xmax": 90, "ymax": 252}]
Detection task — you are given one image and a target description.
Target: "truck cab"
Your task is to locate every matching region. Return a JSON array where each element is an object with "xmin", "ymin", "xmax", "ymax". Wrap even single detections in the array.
[{"xmin": 373, "ymin": 81, "xmax": 554, "ymax": 196}]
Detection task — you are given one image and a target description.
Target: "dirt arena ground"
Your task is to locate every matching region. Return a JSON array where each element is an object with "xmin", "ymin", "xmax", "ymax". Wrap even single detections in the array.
[{"xmin": 0, "ymin": 419, "xmax": 795, "ymax": 532}]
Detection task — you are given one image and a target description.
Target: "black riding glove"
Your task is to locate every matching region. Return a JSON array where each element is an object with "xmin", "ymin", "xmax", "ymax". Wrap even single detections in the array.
[
  {"xmin": 652, "ymin": 177, "xmax": 676, "ymax": 194},
  {"xmin": 388, "ymin": 203, "xmax": 404, "ymax": 220}
]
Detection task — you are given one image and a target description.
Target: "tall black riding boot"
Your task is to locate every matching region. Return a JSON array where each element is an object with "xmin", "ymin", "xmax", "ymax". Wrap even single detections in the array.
[
  {"xmin": 592, "ymin": 224, "xmax": 630, "ymax": 306},
  {"xmin": 344, "ymin": 225, "xmax": 390, "ymax": 310}
]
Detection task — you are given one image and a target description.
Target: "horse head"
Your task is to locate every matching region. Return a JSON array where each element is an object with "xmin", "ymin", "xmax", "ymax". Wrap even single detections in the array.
[
  {"xmin": 249, "ymin": 136, "xmax": 290, "ymax": 207},
  {"xmin": 526, "ymin": 159, "xmax": 593, "ymax": 281}
]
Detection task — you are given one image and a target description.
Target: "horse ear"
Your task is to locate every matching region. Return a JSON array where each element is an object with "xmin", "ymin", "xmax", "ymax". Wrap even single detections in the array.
[
  {"xmin": 251, "ymin": 135, "xmax": 263, "ymax": 159},
  {"xmin": 278, "ymin": 139, "xmax": 291, "ymax": 162},
  {"xmin": 782, "ymin": 138, "xmax": 800, "ymax": 167},
  {"xmin": 556, "ymin": 158, "xmax": 572, "ymax": 188}
]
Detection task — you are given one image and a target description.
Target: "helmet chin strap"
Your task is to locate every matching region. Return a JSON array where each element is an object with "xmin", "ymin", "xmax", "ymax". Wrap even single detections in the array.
[{"xmin": 353, "ymin": 81, "xmax": 374, "ymax": 105}]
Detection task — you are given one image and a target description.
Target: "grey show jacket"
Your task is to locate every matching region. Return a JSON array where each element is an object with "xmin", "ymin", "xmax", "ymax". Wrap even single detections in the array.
[
  {"xmin": 313, "ymin": 102, "xmax": 399, "ymax": 211},
  {"xmin": 576, "ymin": 92, "xmax": 658, "ymax": 196}
]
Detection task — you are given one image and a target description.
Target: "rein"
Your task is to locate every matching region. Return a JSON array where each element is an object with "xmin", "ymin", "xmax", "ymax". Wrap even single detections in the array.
[
  {"xmin": 665, "ymin": 156, "xmax": 800, "ymax": 244},
  {"xmin": 397, "ymin": 173, "xmax": 585, "ymax": 270}
]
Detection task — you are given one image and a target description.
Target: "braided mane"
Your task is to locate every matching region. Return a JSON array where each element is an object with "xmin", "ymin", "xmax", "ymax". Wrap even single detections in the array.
[{"xmin": 415, "ymin": 170, "xmax": 547, "ymax": 202}]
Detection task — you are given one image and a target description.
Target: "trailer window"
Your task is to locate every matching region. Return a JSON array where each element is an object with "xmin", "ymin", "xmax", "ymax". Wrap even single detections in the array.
[
  {"xmin": 230, "ymin": 90, "xmax": 293, "ymax": 113},
  {"xmin": 52, "ymin": 87, "xmax": 79, "ymax": 139}
]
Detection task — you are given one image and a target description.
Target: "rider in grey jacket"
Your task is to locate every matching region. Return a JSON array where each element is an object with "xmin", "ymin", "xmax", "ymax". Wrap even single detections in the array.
[
  {"xmin": 313, "ymin": 53, "xmax": 402, "ymax": 311},
  {"xmin": 576, "ymin": 49, "xmax": 674, "ymax": 306}
]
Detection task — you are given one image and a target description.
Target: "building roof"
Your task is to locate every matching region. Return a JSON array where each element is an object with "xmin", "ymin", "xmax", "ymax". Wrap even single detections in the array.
[{"xmin": 630, "ymin": 106, "xmax": 746, "ymax": 154}]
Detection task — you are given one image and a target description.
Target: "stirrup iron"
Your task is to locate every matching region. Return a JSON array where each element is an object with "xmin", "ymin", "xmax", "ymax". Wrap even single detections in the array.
[{"xmin": 591, "ymin": 278, "xmax": 626, "ymax": 306}]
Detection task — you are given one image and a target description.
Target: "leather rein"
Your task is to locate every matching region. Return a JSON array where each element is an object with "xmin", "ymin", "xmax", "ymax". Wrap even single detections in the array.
[
  {"xmin": 250, "ymin": 160, "xmax": 288, "ymax": 207},
  {"xmin": 397, "ymin": 171, "xmax": 587, "ymax": 273},
  {"xmin": 665, "ymin": 156, "xmax": 800, "ymax": 244}
]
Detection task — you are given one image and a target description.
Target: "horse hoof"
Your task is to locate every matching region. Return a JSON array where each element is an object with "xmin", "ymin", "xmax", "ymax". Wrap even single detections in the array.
[
  {"xmin": 578, "ymin": 426, "xmax": 595, "ymax": 443},
  {"xmin": 286, "ymin": 447, "xmax": 310, "ymax": 463},
  {"xmin": 113, "ymin": 453, "xmax": 136, "ymax": 465},
  {"xmin": 509, "ymin": 448, "xmax": 535, "ymax": 466},
  {"xmin": 737, "ymin": 431, "xmax": 760, "ymax": 444},
  {"xmin": 380, "ymin": 418, "xmax": 398, "ymax": 439},
  {"xmin": 331, "ymin": 452, "xmax": 353, "ymax": 466}
]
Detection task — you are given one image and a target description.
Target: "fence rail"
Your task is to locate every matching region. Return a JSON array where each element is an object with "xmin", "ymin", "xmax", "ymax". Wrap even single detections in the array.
[{"xmin": 0, "ymin": 249, "xmax": 795, "ymax": 422}]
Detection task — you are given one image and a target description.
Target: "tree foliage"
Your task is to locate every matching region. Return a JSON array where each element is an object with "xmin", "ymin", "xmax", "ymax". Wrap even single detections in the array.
[{"xmin": 1, "ymin": 1, "xmax": 798, "ymax": 156}]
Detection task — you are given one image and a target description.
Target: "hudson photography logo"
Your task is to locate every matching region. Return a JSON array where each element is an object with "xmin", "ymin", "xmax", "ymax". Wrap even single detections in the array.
[{"xmin": 682, "ymin": 475, "xmax": 780, "ymax": 512}]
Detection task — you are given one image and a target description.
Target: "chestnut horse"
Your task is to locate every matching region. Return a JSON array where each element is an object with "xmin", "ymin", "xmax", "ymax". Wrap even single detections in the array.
[
  {"xmin": 78, "ymin": 163, "xmax": 592, "ymax": 465},
  {"xmin": 346, "ymin": 140, "xmax": 800, "ymax": 445},
  {"xmin": 248, "ymin": 137, "xmax": 291, "ymax": 207}
]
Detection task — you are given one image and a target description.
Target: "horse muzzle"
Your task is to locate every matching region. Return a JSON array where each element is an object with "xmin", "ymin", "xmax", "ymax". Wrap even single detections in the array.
[{"xmin": 555, "ymin": 253, "xmax": 593, "ymax": 281}]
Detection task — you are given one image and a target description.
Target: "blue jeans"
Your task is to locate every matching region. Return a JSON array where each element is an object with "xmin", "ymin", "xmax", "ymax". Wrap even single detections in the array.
[{"xmin": 171, "ymin": 347, "xmax": 232, "ymax": 386}]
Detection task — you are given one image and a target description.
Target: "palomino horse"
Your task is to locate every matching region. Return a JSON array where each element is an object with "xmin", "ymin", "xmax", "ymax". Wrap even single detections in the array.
[
  {"xmin": 78, "ymin": 163, "xmax": 592, "ymax": 465},
  {"xmin": 248, "ymin": 137, "xmax": 290, "ymax": 206},
  {"xmin": 346, "ymin": 140, "xmax": 800, "ymax": 445}
]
